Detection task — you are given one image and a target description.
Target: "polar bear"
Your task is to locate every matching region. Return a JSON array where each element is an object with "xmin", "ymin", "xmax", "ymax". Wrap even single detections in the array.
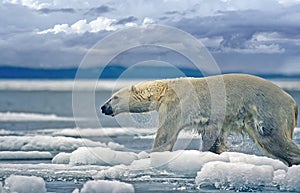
[{"xmin": 101, "ymin": 74, "xmax": 300, "ymax": 166}]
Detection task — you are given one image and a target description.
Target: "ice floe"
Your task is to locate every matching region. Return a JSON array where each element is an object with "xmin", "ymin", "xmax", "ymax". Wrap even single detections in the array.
[
  {"xmin": 0, "ymin": 151, "xmax": 52, "ymax": 160},
  {"xmin": 195, "ymin": 161, "xmax": 274, "ymax": 191},
  {"xmin": 0, "ymin": 163, "xmax": 107, "ymax": 181},
  {"xmin": 2, "ymin": 175, "xmax": 47, "ymax": 193},
  {"xmin": 52, "ymin": 127, "xmax": 156, "ymax": 137},
  {"xmin": 93, "ymin": 150, "xmax": 299, "ymax": 191},
  {"xmin": 0, "ymin": 79, "xmax": 141, "ymax": 91},
  {"xmin": 73, "ymin": 180, "xmax": 135, "ymax": 193},
  {"xmin": 0, "ymin": 111, "xmax": 75, "ymax": 121},
  {"xmin": 54, "ymin": 147, "xmax": 139, "ymax": 166},
  {"xmin": 0, "ymin": 150, "xmax": 300, "ymax": 191},
  {"xmin": 0, "ymin": 136, "xmax": 122, "ymax": 151},
  {"xmin": 278, "ymin": 165, "xmax": 300, "ymax": 192}
]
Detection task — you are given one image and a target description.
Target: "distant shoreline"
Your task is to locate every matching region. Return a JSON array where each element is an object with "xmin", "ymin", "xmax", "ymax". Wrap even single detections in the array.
[{"xmin": 1, "ymin": 66, "xmax": 300, "ymax": 80}]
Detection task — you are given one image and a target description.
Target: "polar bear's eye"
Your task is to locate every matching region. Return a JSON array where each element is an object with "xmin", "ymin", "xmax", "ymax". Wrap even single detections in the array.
[{"xmin": 113, "ymin": 96, "xmax": 119, "ymax": 100}]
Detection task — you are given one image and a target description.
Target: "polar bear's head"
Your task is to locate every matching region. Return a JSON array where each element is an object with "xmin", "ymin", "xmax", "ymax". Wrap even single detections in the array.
[{"xmin": 101, "ymin": 81, "xmax": 167, "ymax": 116}]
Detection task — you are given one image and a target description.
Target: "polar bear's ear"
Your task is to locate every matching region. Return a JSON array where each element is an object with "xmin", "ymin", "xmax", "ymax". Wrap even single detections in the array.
[{"xmin": 131, "ymin": 85, "xmax": 138, "ymax": 93}]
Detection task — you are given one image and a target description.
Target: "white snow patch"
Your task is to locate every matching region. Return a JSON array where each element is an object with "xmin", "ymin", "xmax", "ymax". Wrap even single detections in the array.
[
  {"xmin": 3, "ymin": 175, "xmax": 47, "ymax": 193},
  {"xmin": 53, "ymin": 128, "xmax": 156, "ymax": 137},
  {"xmin": 73, "ymin": 180, "xmax": 134, "ymax": 193},
  {"xmin": 52, "ymin": 152, "xmax": 71, "ymax": 164},
  {"xmin": 0, "ymin": 80, "xmax": 142, "ymax": 91},
  {"xmin": 0, "ymin": 163, "xmax": 107, "ymax": 181},
  {"xmin": 55, "ymin": 147, "xmax": 139, "ymax": 166},
  {"xmin": 134, "ymin": 130, "xmax": 200, "ymax": 139},
  {"xmin": 272, "ymin": 80, "xmax": 300, "ymax": 91},
  {"xmin": 0, "ymin": 112, "xmax": 75, "ymax": 121},
  {"xmin": 0, "ymin": 136, "xmax": 108, "ymax": 151},
  {"xmin": 0, "ymin": 149, "xmax": 300, "ymax": 191},
  {"xmin": 0, "ymin": 129, "xmax": 15, "ymax": 136},
  {"xmin": 273, "ymin": 169, "xmax": 286, "ymax": 186},
  {"xmin": 195, "ymin": 161, "xmax": 274, "ymax": 191},
  {"xmin": 96, "ymin": 158, "xmax": 152, "ymax": 180},
  {"xmin": 150, "ymin": 150, "xmax": 228, "ymax": 176},
  {"xmin": 0, "ymin": 151, "xmax": 52, "ymax": 160},
  {"xmin": 281, "ymin": 165, "xmax": 300, "ymax": 191},
  {"xmin": 222, "ymin": 152, "xmax": 287, "ymax": 171}
]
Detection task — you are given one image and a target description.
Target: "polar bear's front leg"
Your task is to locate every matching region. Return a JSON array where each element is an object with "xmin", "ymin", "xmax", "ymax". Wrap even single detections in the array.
[{"xmin": 152, "ymin": 125, "xmax": 180, "ymax": 152}]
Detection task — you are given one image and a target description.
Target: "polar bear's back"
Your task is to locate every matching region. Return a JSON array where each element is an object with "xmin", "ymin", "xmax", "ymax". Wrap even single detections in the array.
[{"xmin": 165, "ymin": 74, "xmax": 297, "ymax": 138}]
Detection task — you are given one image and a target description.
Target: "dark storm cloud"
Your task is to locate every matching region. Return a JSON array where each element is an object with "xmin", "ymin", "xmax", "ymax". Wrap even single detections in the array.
[
  {"xmin": 115, "ymin": 16, "xmax": 138, "ymax": 25},
  {"xmin": 174, "ymin": 8, "xmax": 300, "ymax": 52},
  {"xmin": 0, "ymin": 31, "xmax": 87, "ymax": 67}
]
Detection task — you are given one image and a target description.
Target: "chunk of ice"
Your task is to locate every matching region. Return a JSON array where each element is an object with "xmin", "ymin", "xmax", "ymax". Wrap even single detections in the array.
[
  {"xmin": 150, "ymin": 150, "xmax": 228, "ymax": 176},
  {"xmin": 0, "ymin": 151, "xmax": 52, "ymax": 160},
  {"xmin": 221, "ymin": 152, "xmax": 287, "ymax": 171},
  {"xmin": 3, "ymin": 175, "xmax": 47, "ymax": 193},
  {"xmin": 0, "ymin": 136, "xmax": 106, "ymax": 151},
  {"xmin": 52, "ymin": 152, "xmax": 71, "ymax": 164},
  {"xmin": 282, "ymin": 165, "xmax": 300, "ymax": 191},
  {"xmin": 68, "ymin": 147, "xmax": 138, "ymax": 166},
  {"xmin": 195, "ymin": 161, "xmax": 274, "ymax": 191},
  {"xmin": 73, "ymin": 180, "xmax": 134, "ymax": 193}
]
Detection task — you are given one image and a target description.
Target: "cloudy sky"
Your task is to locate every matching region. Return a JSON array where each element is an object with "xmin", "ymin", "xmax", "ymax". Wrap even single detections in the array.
[{"xmin": 1, "ymin": 0, "xmax": 300, "ymax": 74}]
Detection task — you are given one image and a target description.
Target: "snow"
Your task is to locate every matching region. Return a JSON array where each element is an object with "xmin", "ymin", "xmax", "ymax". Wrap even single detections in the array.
[
  {"xmin": 0, "ymin": 112, "xmax": 75, "ymax": 121},
  {"xmin": 73, "ymin": 180, "xmax": 135, "ymax": 193},
  {"xmin": 0, "ymin": 80, "xmax": 142, "ymax": 91},
  {"xmin": 2, "ymin": 175, "xmax": 47, "ymax": 193},
  {"xmin": 134, "ymin": 130, "xmax": 200, "ymax": 139},
  {"xmin": 0, "ymin": 129, "xmax": 15, "ymax": 136},
  {"xmin": 280, "ymin": 165, "xmax": 300, "ymax": 191},
  {"xmin": 0, "ymin": 150, "xmax": 300, "ymax": 191},
  {"xmin": 52, "ymin": 128, "xmax": 156, "ymax": 137},
  {"xmin": 0, "ymin": 136, "xmax": 122, "ymax": 151},
  {"xmin": 0, "ymin": 163, "xmax": 107, "ymax": 181},
  {"xmin": 150, "ymin": 150, "xmax": 228, "ymax": 176},
  {"xmin": 52, "ymin": 152, "xmax": 71, "ymax": 164},
  {"xmin": 195, "ymin": 161, "xmax": 274, "ymax": 191},
  {"xmin": 221, "ymin": 152, "xmax": 287, "ymax": 171},
  {"xmin": 0, "ymin": 151, "xmax": 52, "ymax": 160},
  {"xmin": 272, "ymin": 80, "xmax": 300, "ymax": 91},
  {"xmin": 54, "ymin": 147, "xmax": 139, "ymax": 166},
  {"xmin": 94, "ymin": 150, "xmax": 299, "ymax": 191}
]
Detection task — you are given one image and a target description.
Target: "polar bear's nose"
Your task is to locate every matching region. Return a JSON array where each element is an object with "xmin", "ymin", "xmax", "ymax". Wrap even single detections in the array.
[{"xmin": 101, "ymin": 103, "xmax": 114, "ymax": 116}]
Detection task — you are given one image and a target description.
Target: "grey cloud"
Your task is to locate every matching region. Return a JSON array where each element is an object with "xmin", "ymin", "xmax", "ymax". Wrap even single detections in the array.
[
  {"xmin": 173, "ymin": 8, "xmax": 300, "ymax": 54},
  {"xmin": 115, "ymin": 16, "xmax": 138, "ymax": 25},
  {"xmin": 85, "ymin": 5, "xmax": 112, "ymax": 15},
  {"xmin": 165, "ymin": 11, "xmax": 181, "ymax": 15},
  {"xmin": 37, "ymin": 8, "xmax": 76, "ymax": 14},
  {"xmin": 0, "ymin": 32, "xmax": 86, "ymax": 67}
]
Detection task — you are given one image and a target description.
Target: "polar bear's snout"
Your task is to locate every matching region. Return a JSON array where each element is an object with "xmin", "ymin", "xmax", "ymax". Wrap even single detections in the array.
[{"xmin": 101, "ymin": 102, "xmax": 114, "ymax": 116}]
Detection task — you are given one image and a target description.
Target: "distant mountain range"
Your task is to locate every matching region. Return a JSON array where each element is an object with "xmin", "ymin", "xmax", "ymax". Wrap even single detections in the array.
[{"xmin": 0, "ymin": 66, "xmax": 299, "ymax": 79}]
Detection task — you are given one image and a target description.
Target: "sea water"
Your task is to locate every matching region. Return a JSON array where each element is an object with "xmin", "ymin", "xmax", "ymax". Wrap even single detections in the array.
[{"xmin": 0, "ymin": 79, "xmax": 299, "ymax": 193}]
